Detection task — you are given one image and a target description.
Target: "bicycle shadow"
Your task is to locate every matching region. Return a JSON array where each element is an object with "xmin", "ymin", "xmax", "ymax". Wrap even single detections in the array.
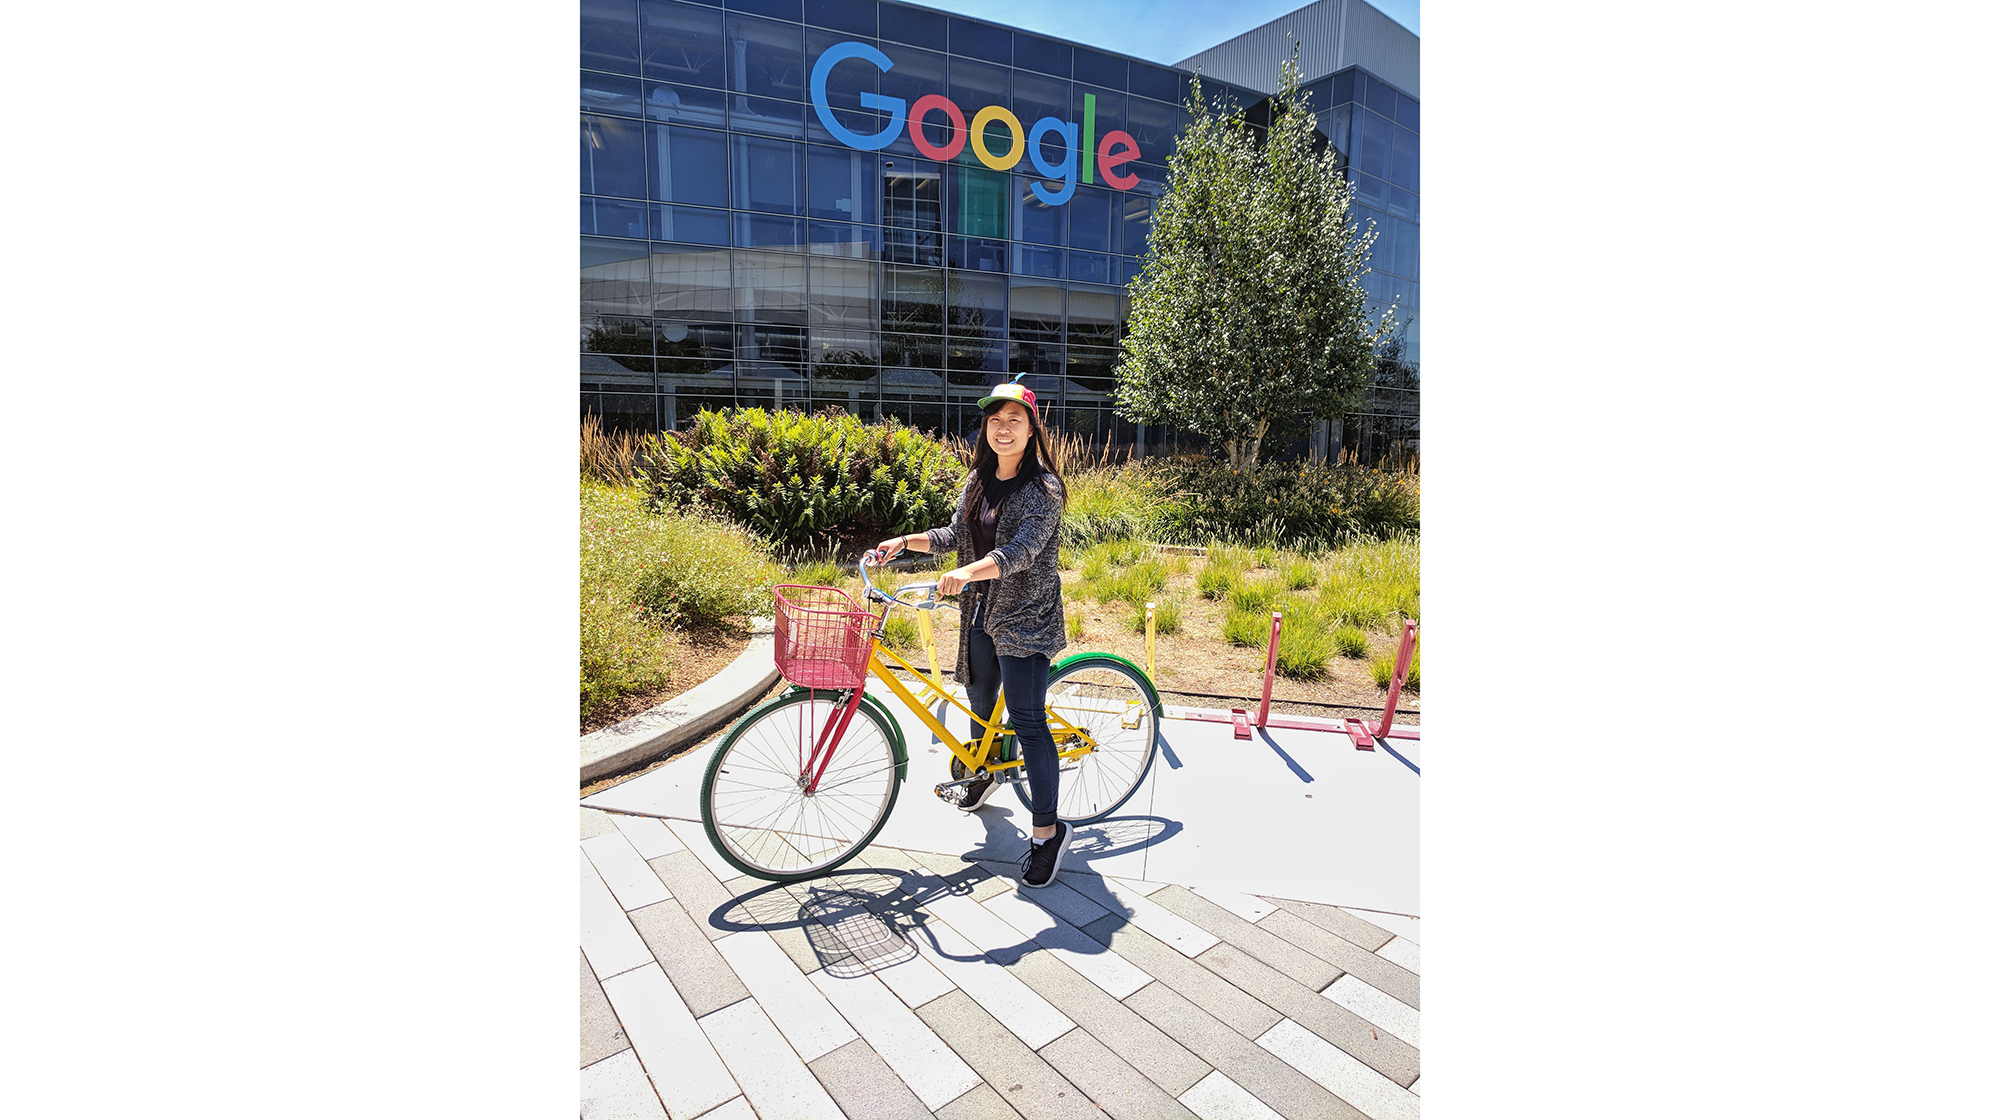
[{"xmin": 698, "ymin": 812, "xmax": 1181, "ymax": 977}]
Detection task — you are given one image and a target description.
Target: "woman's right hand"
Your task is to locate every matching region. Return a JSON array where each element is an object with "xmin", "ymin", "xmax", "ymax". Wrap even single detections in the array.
[{"xmin": 870, "ymin": 536, "xmax": 905, "ymax": 564}]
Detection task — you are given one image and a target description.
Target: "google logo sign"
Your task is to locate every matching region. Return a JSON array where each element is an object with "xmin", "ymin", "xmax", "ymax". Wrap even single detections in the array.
[{"xmin": 809, "ymin": 41, "xmax": 1144, "ymax": 207}]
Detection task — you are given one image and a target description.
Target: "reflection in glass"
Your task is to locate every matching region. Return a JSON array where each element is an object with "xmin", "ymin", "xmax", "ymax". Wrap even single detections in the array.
[
  {"xmin": 951, "ymin": 165, "xmax": 1010, "ymax": 240},
  {"xmin": 733, "ymin": 212, "xmax": 805, "ymax": 247},
  {"xmin": 583, "ymin": 197, "xmax": 651, "ymax": 239},
  {"xmin": 652, "ymin": 204, "xmax": 730, "ymax": 245},
  {"xmin": 640, "ymin": 0, "xmax": 725, "ymax": 86},
  {"xmin": 1067, "ymin": 251, "xmax": 1110, "ymax": 284},
  {"xmin": 644, "ymin": 80, "xmax": 727, "ymax": 126},
  {"xmin": 1011, "ymin": 243, "xmax": 1063, "ymax": 278},
  {"xmin": 733, "ymin": 249, "xmax": 809, "ymax": 325},
  {"xmin": 583, "ymin": 71, "xmax": 644, "ymax": 117},
  {"xmin": 883, "ymin": 265, "xmax": 946, "ymax": 334},
  {"xmin": 948, "ymin": 271, "xmax": 1005, "ymax": 337},
  {"xmin": 647, "ymin": 123, "xmax": 728, "ymax": 207},
  {"xmin": 806, "ymin": 144, "xmax": 881, "ymax": 224},
  {"xmin": 724, "ymin": 12, "xmax": 806, "ymax": 101},
  {"xmin": 582, "ymin": 237, "xmax": 652, "ymax": 319},
  {"xmin": 1067, "ymin": 186, "xmax": 1114, "ymax": 252},
  {"xmin": 882, "ymin": 333, "xmax": 944, "ymax": 369},
  {"xmin": 730, "ymin": 95, "xmax": 807, "ymax": 140},
  {"xmin": 730, "ymin": 134, "xmax": 805, "ymax": 213},
  {"xmin": 650, "ymin": 243, "xmax": 734, "ymax": 322},
  {"xmin": 582, "ymin": 115, "xmax": 648, "ymax": 199},
  {"xmin": 1012, "ymin": 176, "xmax": 1064, "ymax": 246},
  {"xmin": 1065, "ymin": 286, "xmax": 1118, "ymax": 348},
  {"xmin": 1008, "ymin": 278, "xmax": 1062, "ymax": 343},
  {"xmin": 948, "ymin": 235, "xmax": 1007, "ymax": 273},
  {"xmin": 583, "ymin": 0, "xmax": 642, "ymax": 75},
  {"xmin": 808, "ymin": 255, "xmax": 879, "ymax": 329}
]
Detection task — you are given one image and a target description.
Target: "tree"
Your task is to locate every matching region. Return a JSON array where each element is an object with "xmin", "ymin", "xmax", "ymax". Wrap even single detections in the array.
[{"xmin": 1114, "ymin": 55, "xmax": 1394, "ymax": 471}]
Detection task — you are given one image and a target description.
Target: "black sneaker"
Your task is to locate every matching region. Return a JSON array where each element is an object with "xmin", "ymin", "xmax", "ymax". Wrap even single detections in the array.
[
  {"xmin": 956, "ymin": 775, "xmax": 998, "ymax": 810},
  {"xmin": 1019, "ymin": 822, "xmax": 1071, "ymax": 889}
]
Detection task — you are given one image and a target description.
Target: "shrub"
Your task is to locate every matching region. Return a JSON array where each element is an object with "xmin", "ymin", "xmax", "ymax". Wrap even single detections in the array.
[
  {"xmin": 1253, "ymin": 546, "xmax": 1278, "ymax": 569},
  {"xmin": 1333, "ymin": 624, "xmax": 1369, "ymax": 658},
  {"xmin": 581, "ymin": 479, "xmax": 781, "ymax": 718},
  {"xmin": 1282, "ymin": 557, "xmax": 1320, "ymax": 590},
  {"xmin": 1222, "ymin": 607, "xmax": 1271, "ymax": 647},
  {"xmin": 881, "ymin": 611, "xmax": 919, "ymax": 651},
  {"xmin": 1079, "ymin": 553, "xmax": 1111, "ymax": 583},
  {"xmin": 1129, "ymin": 598, "xmax": 1183, "ymax": 635},
  {"xmin": 1196, "ymin": 563, "xmax": 1237, "ymax": 599},
  {"xmin": 1274, "ymin": 610, "xmax": 1335, "ymax": 679},
  {"xmin": 1371, "ymin": 650, "xmax": 1420, "ymax": 691},
  {"xmin": 1147, "ymin": 458, "xmax": 1420, "ymax": 547},
  {"xmin": 786, "ymin": 552, "xmax": 842, "ymax": 590},
  {"xmin": 1066, "ymin": 608, "xmax": 1086, "ymax": 641},
  {"xmin": 1061, "ymin": 466, "xmax": 1162, "ymax": 548},
  {"xmin": 640, "ymin": 407, "xmax": 965, "ymax": 555},
  {"xmin": 1319, "ymin": 534, "xmax": 1420, "ymax": 631},
  {"xmin": 1228, "ymin": 580, "xmax": 1281, "ymax": 615}
]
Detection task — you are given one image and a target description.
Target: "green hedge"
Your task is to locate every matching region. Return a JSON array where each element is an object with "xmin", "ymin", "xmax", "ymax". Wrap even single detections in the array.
[
  {"xmin": 1149, "ymin": 459, "xmax": 1420, "ymax": 546},
  {"xmin": 639, "ymin": 407, "xmax": 966, "ymax": 555}
]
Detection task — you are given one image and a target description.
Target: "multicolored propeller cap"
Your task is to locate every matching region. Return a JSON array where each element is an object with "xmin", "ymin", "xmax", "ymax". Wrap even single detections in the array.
[{"xmin": 976, "ymin": 373, "xmax": 1036, "ymax": 411}]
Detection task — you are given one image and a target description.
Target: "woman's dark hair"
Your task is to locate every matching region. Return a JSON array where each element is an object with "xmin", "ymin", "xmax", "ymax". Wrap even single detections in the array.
[{"xmin": 960, "ymin": 398, "xmax": 1069, "ymax": 520}]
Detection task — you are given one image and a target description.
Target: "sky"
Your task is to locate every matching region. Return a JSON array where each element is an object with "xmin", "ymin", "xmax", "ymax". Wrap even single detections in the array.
[{"xmin": 911, "ymin": 0, "xmax": 1418, "ymax": 65}]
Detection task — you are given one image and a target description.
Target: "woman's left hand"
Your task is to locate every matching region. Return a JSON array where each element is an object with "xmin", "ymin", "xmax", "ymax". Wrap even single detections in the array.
[{"xmin": 938, "ymin": 567, "xmax": 974, "ymax": 595}]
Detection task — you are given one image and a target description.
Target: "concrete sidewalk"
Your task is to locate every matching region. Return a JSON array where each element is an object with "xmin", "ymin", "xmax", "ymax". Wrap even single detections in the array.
[{"xmin": 580, "ymin": 691, "xmax": 1420, "ymax": 1120}]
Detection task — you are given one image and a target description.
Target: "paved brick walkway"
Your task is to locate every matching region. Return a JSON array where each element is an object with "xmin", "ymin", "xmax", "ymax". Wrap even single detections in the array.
[{"xmin": 581, "ymin": 806, "xmax": 1421, "ymax": 1120}]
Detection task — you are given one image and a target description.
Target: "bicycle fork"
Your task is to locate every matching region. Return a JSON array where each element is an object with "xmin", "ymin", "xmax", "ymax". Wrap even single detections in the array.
[{"xmin": 801, "ymin": 687, "xmax": 867, "ymax": 795}]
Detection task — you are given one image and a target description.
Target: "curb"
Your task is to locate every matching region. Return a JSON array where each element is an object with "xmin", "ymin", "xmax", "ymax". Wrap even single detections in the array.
[{"xmin": 580, "ymin": 616, "xmax": 780, "ymax": 783}]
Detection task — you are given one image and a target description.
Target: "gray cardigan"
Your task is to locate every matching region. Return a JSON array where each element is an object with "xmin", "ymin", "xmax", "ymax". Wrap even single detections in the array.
[{"xmin": 926, "ymin": 469, "xmax": 1068, "ymax": 681}]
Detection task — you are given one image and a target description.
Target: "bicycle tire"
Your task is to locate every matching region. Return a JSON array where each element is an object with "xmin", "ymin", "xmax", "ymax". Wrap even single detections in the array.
[
  {"xmin": 701, "ymin": 689, "xmax": 903, "ymax": 882},
  {"xmin": 1017, "ymin": 653, "xmax": 1162, "ymax": 824}
]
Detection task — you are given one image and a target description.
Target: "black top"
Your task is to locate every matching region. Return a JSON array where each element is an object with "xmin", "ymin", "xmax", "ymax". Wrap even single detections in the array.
[{"xmin": 969, "ymin": 467, "xmax": 1028, "ymax": 563}]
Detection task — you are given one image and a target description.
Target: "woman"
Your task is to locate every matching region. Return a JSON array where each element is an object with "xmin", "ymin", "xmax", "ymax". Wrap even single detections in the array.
[{"xmin": 868, "ymin": 377, "xmax": 1073, "ymax": 888}]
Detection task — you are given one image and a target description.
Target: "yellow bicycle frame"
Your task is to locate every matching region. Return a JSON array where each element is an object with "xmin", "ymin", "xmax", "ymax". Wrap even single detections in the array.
[{"xmin": 862, "ymin": 635, "xmax": 1100, "ymax": 778}]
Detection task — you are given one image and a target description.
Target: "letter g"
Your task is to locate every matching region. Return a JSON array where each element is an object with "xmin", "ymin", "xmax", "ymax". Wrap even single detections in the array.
[{"xmin": 810, "ymin": 42, "xmax": 908, "ymax": 151}]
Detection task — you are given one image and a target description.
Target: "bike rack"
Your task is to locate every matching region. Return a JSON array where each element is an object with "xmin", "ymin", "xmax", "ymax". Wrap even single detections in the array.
[{"xmin": 1169, "ymin": 616, "xmax": 1420, "ymax": 750}]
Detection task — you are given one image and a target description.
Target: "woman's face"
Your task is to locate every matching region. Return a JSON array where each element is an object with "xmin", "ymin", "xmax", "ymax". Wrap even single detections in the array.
[{"xmin": 984, "ymin": 401, "xmax": 1033, "ymax": 459}]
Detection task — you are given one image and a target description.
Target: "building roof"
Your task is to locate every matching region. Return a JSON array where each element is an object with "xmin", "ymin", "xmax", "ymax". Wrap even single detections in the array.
[{"xmin": 1173, "ymin": 0, "xmax": 1419, "ymax": 99}]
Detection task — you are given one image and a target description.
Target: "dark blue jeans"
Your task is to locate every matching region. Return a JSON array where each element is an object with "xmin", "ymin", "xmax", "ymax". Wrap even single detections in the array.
[{"xmin": 966, "ymin": 601, "xmax": 1060, "ymax": 829}]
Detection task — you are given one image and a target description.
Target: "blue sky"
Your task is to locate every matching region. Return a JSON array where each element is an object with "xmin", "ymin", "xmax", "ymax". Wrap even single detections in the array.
[{"xmin": 910, "ymin": 0, "xmax": 1418, "ymax": 65}]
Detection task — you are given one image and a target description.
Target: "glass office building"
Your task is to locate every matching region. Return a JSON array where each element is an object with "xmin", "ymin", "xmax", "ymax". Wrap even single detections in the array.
[{"xmin": 581, "ymin": 0, "xmax": 1417, "ymax": 457}]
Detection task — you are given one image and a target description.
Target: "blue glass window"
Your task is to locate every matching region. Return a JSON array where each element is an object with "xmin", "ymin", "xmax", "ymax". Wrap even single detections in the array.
[
  {"xmin": 806, "ymin": 144, "xmax": 881, "ymax": 224},
  {"xmin": 1319, "ymin": 104, "xmax": 1351, "ymax": 158},
  {"xmin": 1010, "ymin": 71, "xmax": 1070, "ymax": 131},
  {"xmin": 947, "ymin": 339, "xmax": 1005, "ymax": 374},
  {"xmin": 1007, "ymin": 343, "xmax": 1064, "ymax": 378},
  {"xmin": 1014, "ymin": 34, "xmax": 1070, "ymax": 77},
  {"xmin": 582, "ymin": 0, "xmax": 642, "ymax": 75},
  {"xmin": 725, "ymin": 13, "xmax": 805, "ymax": 102},
  {"xmin": 1388, "ymin": 126, "xmax": 1419, "ymax": 193},
  {"xmin": 1011, "ymin": 244, "xmax": 1063, "ymax": 279},
  {"xmin": 652, "ymin": 204, "xmax": 730, "ymax": 245},
  {"xmin": 647, "ymin": 123, "xmax": 728, "ymax": 207},
  {"xmin": 879, "ymin": 3, "xmax": 945, "ymax": 50},
  {"xmin": 1124, "ymin": 97, "xmax": 1176, "ymax": 157},
  {"xmin": 1071, "ymin": 48, "xmax": 1126, "ymax": 93},
  {"xmin": 809, "ymin": 220, "xmax": 883, "ymax": 255},
  {"xmin": 1121, "ymin": 256, "xmax": 1143, "ymax": 286},
  {"xmin": 809, "ymin": 26, "xmax": 878, "ymax": 102},
  {"xmin": 1065, "ymin": 286, "xmax": 1118, "ymax": 348},
  {"xmin": 804, "ymin": 0, "xmax": 875, "ymax": 36},
  {"xmin": 1074, "ymin": 85, "xmax": 1124, "ymax": 141},
  {"xmin": 947, "ymin": 17, "xmax": 1009, "ymax": 60},
  {"xmin": 1366, "ymin": 74, "xmax": 1399, "ymax": 117},
  {"xmin": 1396, "ymin": 94, "xmax": 1419, "ymax": 133},
  {"xmin": 1388, "ymin": 185, "xmax": 1418, "ymax": 221},
  {"xmin": 947, "ymin": 271, "xmax": 1006, "ymax": 336},
  {"xmin": 1302, "ymin": 76, "xmax": 1334, "ymax": 111},
  {"xmin": 640, "ymin": 1, "xmax": 725, "ymax": 87},
  {"xmin": 1328, "ymin": 70, "xmax": 1355, "ymax": 107},
  {"xmin": 1066, "ymin": 186, "xmax": 1114, "ymax": 253},
  {"xmin": 726, "ymin": 0, "xmax": 801, "ymax": 21},
  {"xmin": 1350, "ymin": 170, "xmax": 1390, "ymax": 212},
  {"xmin": 807, "ymin": 106, "xmax": 897, "ymax": 150},
  {"xmin": 947, "ymin": 57, "xmax": 1009, "ymax": 119},
  {"xmin": 1355, "ymin": 109, "xmax": 1393, "ymax": 180},
  {"xmin": 947, "ymin": 235, "xmax": 1007, "ymax": 273},
  {"xmin": 879, "ymin": 43, "xmax": 945, "ymax": 109},
  {"xmin": 734, "ymin": 213, "xmax": 805, "ymax": 248},
  {"xmin": 582, "ymin": 114, "xmax": 649, "ymax": 200},
  {"xmin": 643, "ymin": 80, "xmax": 727, "ymax": 126},
  {"xmin": 1119, "ymin": 193, "xmax": 1152, "ymax": 257},
  {"xmin": 731, "ymin": 135, "xmax": 805, "ymax": 214},
  {"xmin": 1128, "ymin": 62, "xmax": 1178, "ymax": 103},
  {"xmin": 583, "ymin": 196, "xmax": 652, "ymax": 239},
  {"xmin": 809, "ymin": 254, "xmax": 879, "ymax": 328},
  {"xmin": 1067, "ymin": 251, "xmax": 1111, "ymax": 285},
  {"xmin": 583, "ymin": 71, "xmax": 644, "ymax": 117},
  {"xmin": 731, "ymin": 94, "xmax": 807, "ymax": 140},
  {"xmin": 1012, "ymin": 175, "xmax": 1064, "ymax": 246}
]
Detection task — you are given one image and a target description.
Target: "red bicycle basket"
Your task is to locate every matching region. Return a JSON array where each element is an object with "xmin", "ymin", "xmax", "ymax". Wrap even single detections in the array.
[{"xmin": 772, "ymin": 584, "xmax": 874, "ymax": 689}]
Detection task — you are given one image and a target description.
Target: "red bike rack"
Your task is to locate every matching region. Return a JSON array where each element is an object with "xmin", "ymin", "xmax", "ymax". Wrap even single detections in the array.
[{"xmin": 1175, "ymin": 615, "xmax": 1420, "ymax": 749}]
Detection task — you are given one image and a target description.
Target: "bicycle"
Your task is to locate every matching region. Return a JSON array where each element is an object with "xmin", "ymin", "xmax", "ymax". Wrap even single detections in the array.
[{"xmin": 699, "ymin": 554, "xmax": 1162, "ymax": 883}]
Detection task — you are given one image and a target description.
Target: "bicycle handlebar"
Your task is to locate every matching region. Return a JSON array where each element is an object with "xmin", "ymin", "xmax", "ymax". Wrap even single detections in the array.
[{"xmin": 859, "ymin": 551, "xmax": 957, "ymax": 612}]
